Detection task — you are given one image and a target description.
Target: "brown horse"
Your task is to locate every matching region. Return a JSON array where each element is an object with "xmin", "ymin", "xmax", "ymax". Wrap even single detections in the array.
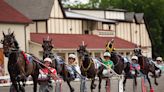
[
  {"xmin": 77, "ymin": 44, "xmax": 99, "ymax": 92},
  {"xmin": 42, "ymin": 38, "xmax": 76, "ymax": 92},
  {"xmin": 1, "ymin": 32, "xmax": 39, "ymax": 92},
  {"xmin": 101, "ymin": 40, "xmax": 130, "ymax": 91},
  {"xmin": 133, "ymin": 48, "xmax": 161, "ymax": 89},
  {"xmin": 77, "ymin": 44, "xmax": 130, "ymax": 92}
]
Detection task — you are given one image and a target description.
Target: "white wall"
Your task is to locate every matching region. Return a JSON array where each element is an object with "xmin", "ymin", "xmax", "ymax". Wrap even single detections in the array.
[
  {"xmin": 29, "ymin": 42, "xmax": 42, "ymax": 59},
  {"xmin": 27, "ymin": 22, "xmax": 37, "ymax": 33},
  {"xmin": 105, "ymin": 11, "xmax": 125, "ymax": 20},
  {"xmin": 37, "ymin": 21, "xmax": 46, "ymax": 33},
  {"xmin": 48, "ymin": 19, "xmax": 82, "ymax": 34},
  {"xmin": 72, "ymin": 10, "xmax": 105, "ymax": 18},
  {"xmin": 116, "ymin": 22, "xmax": 131, "ymax": 42},
  {"xmin": 50, "ymin": 0, "xmax": 64, "ymax": 18}
]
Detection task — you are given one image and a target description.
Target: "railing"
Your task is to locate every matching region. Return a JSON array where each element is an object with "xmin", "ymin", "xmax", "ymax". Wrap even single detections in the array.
[
  {"xmin": 0, "ymin": 76, "xmax": 33, "ymax": 87},
  {"xmin": 92, "ymin": 29, "xmax": 115, "ymax": 37}
]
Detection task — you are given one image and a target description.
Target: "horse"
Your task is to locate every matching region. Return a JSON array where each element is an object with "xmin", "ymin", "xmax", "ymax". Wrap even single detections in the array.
[
  {"xmin": 77, "ymin": 44, "xmax": 99, "ymax": 92},
  {"xmin": 0, "ymin": 32, "xmax": 39, "ymax": 92},
  {"xmin": 133, "ymin": 48, "xmax": 161, "ymax": 89},
  {"xmin": 77, "ymin": 44, "xmax": 128, "ymax": 92},
  {"xmin": 41, "ymin": 38, "xmax": 76, "ymax": 92},
  {"xmin": 103, "ymin": 40, "xmax": 131, "ymax": 91}
]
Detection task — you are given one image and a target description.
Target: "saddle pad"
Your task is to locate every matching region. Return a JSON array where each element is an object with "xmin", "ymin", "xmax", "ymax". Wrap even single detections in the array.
[{"xmin": 21, "ymin": 51, "xmax": 31, "ymax": 64}]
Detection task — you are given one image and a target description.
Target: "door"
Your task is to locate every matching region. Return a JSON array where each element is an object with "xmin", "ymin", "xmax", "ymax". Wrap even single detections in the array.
[{"xmin": 0, "ymin": 49, "xmax": 4, "ymax": 76}]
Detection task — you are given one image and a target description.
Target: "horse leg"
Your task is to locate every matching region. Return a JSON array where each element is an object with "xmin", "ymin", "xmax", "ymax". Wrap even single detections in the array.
[
  {"xmin": 123, "ymin": 76, "xmax": 127, "ymax": 91},
  {"xmin": 11, "ymin": 81, "xmax": 19, "ymax": 92},
  {"xmin": 32, "ymin": 74, "xmax": 38, "ymax": 92},
  {"xmin": 152, "ymin": 71, "xmax": 158, "ymax": 85},
  {"xmin": 134, "ymin": 76, "xmax": 137, "ymax": 86},
  {"xmin": 91, "ymin": 78, "xmax": 96, "ymax": 91},
  {"xmin": 18, "ymin": 81, "xmax": 25, "ymax": 92},
  {"xmin": 146, "ymin": 75, "xmax": 152, "ymax": 89},
  {"xmin": 98, "ymin": 77, "xmax": 102, "ymax": 92},
  {"xmin": 67, "ymin": 80, "xmax": 74, "ymax": 92}
]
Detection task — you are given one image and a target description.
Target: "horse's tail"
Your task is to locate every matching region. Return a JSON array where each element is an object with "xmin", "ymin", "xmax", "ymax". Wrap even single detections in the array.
[{"xmin": 62, "ymin": 63, "xmax": 68, "ymax": 81}]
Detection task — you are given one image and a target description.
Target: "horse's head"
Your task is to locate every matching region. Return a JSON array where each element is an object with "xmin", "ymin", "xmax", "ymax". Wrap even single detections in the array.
[
  {"xmin": 77, "ymin": 44, "xmax": 88, "ymax": 58},
  {"xmin": 1, "ymin": 31, "xmax": 18, "ymax": 57},
  {"xmin": 133, "ymin": 47, "xmax": 142, "ymax": 56},
  {"xmin": 42, "ymin": 37, "xmax": 53, "ymax": 51},
  {"xmin": 42, "ymin": 37, "xmax": 53, "ymax": 58}
]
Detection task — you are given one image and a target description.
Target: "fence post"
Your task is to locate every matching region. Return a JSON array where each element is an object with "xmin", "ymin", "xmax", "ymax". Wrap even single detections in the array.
[
  {"xmin": 55, "ymin": 80, "xmax": 62, "ymax": 92},
  {"xmin": 80, "ymin": 78, "xmax": 87, "ymax": 92},
  {"xmin": 106, "ymin": 79, "xmax": 110, "ymax": 92},
  {"xmin": 118, "ymin": 75, "xmax": 123, "ymax": 92}
]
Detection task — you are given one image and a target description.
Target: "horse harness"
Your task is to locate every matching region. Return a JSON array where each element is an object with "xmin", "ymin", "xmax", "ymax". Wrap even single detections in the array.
[{"xmin": 81, "ymin": 58, "xmax": 94, "ymax": 77}]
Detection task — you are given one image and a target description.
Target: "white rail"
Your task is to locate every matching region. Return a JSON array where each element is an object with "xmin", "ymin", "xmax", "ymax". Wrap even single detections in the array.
[{"xmin": 0, "ymin": 76, "xmax": 34, "ymax": 87}]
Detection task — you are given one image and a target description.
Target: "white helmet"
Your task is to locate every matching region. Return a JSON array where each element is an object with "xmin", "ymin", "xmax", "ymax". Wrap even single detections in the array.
[
  {"xmin": 44, "ymin": 57, "xmax": 52, "ymax": 63},
  {"xmin": 68, "ymin": 54, "xmax": 76, "ymax": 59},
  {"xmin": 131, "ymin": 56, "xmax": 138, "ymax": 61},
  {"xmin": 156, "ymin": 57, "xmax": 163, "ymax": 61},
  {"xmin": 103, "ymin": 52, "xmax": 111, "ymax": 57}
]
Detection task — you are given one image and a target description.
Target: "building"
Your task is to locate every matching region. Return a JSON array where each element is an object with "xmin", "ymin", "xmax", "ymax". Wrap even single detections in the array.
[
  {"xmin": 0, "ymin": 0, "xmax": 31, "ymax": 75},
  {"xmin": 5, "ymin": 0, "xmax": 152, "ymax": 64}
]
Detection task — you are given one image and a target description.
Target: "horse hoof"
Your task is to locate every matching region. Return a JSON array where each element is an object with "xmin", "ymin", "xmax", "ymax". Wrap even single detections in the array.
[
  {"xmin": 71, "ymin": 88, "xmax": 74, "ymax": 92},
  {"xmin": 155, "ymin": 82, "xmax": 158, "ymax": 85},
  {"xmin": 91, "ymin": 84, "xmax": 97, "ymax": 89},
  {"xmin": 123, "ymin": 87, "xmax": 126, "ymax": 91}
]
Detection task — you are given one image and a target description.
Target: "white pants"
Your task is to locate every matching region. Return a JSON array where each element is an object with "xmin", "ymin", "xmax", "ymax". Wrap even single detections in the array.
[{"xmin": 102, "ymin": 69, "xmax": 111, "ymax": 77}]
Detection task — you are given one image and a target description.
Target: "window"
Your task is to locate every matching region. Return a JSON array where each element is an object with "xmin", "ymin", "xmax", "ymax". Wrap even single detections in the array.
[
  {"xmin": 95, "ymin": 52, "xmax": 101, "ymax": 57},
  {"xmin": 0, "ymin": 49, "xmax": 4, "ymax": 76},
  {"xmin": 0, "ymin": 49, "xmax": 4, "ymax": 65},
  {"xmin": 84, "ymin": 30, "xmax": 89, "ymax": 34},
  {"xmin": 57, "ymin": 53, "xmax": 65, "ymax": 60},
  {"xmin": 119, "ymin": 52, "xmax": 124, "ymax": 56},
  {"xmin": 108, "ymin": 25, "xmax": 111, "ymax": 30},
  {"xmin": 126, "ymin": 52, "xmax": 130, "ymax": 56}
]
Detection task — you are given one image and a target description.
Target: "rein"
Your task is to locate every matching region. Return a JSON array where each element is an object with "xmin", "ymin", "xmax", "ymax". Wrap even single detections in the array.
[
  {"xmin": 81, "ymin": 59, "xmax": 93, "ymax": 72},
  {"xmin": 81, "ymin": 58, "xmax": 94, "ymax": 76}
]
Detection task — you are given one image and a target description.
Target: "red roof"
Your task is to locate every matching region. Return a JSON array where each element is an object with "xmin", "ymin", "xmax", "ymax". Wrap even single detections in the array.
[
  {"xmin": 30, "ymin": 33, "xmax": 136, "ymax": 49},
  {"xmin": 0, "ymin": 0, "xmax": 31, "ymax": 24}
]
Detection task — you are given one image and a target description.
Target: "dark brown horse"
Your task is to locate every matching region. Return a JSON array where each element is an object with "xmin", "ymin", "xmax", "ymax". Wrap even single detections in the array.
[
  {"xmin": 102, "ymin": 40, "xmax": 130, "ymax": 91},
  {"xmin": 77, "ymin": 44, "xmax": 127, "ymax": 92},
  {"xmin": 77, "ymin": 44, "xmax": 98, "ymax": 92},
  {"xmin": 42, "ymin": 38, "xmax": 76, "ymax": 92},
  {"xmin": 0, "ymin": 32, "xmax": 39, "ymax": 92},
  {"xmin": 133, "ymin": 48, "xmax": 161, "ymax": 89}
]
